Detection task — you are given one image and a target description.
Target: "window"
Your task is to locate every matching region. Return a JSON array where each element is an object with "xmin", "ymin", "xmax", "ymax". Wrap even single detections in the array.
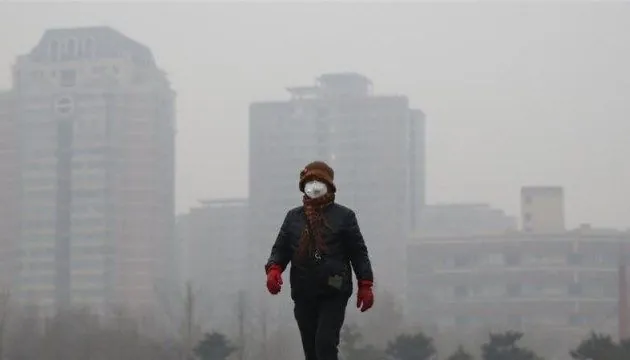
[
  {"xmin": 454, "ymin": 285, "xmax": 469, "ymax": 299},
  {"xmin": 505, "ymin": 253, "xmax": 522, "ymax": 266},
  {"xmin": 73, "ymin": 274, "xmax": 104, "ymax": 283},
  {"xmin": 603, "ymin": 282, "xmax": 617, "ymax": 297},
  {"xmin": 84, "ymin": 38, "xmax": 95, "ymax": 57},
  {"xmin": 567, "ymin": 252, "xmax": 583, "ymax": 266},
  {"xmin": 524, "ymin": 212, "xmax": 532, "ymax": 222},
  {"xmin": 316, "ymin": 107, "xmax": 329, "ymax": 117},
  {"xmin": 524, "ymin": 195, "xmax": 532, "ymax": 205},
  {"xmin": 73, "ymin": 245, "xmax": 107, "ymax": 256},
  {"xmin": 55, "ymin": 96, "xmax": 74, "ymax": 115},
  {"xmin": 487, "ymin": 253, "xmax": 504, "ymax": 266},
  {"xmin": 568, "ymin": 282, "xmax": 582, "ymax": 296},
  {"xmin": 67, "ymin": 38, "xmax": 77, "ymax": 57},
  {"xmin": 60, "ymin": 70, "xmax": 76, "ymax": 87},
  {"xmin": 454, "ymin": 255, "xmax": 472, "ymax": 268},
  {"xmin": 522, "ymin": 282, "xmax": 542, "ymax": 296},
  {"xmin": 30, "ymin": 71, "xmax": 43, "ymax": 80},
  {"xmin": 568, "ymin": 314, "xmax": 588, "ymax": 327},
  {"xmin": 49, "ymin": 40, "xmax": 59, "ymax": 61},
  {"xmin": 92, "ymin": 66, "xmax": 106, "ymax": 75},
  {"xmin": 506, "ymin": 283, "xmax": 522, "ymax": 297}
]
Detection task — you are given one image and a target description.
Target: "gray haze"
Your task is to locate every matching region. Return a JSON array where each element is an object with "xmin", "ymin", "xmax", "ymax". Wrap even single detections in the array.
[{"xmin": 1, "ymin": 2, "xmax": 629, "ymax": 228}]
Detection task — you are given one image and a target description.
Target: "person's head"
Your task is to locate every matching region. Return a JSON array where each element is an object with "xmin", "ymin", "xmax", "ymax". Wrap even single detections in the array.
[{"xmin": 299, "ymin": 161, "xmax": 336, "ymax": 199}]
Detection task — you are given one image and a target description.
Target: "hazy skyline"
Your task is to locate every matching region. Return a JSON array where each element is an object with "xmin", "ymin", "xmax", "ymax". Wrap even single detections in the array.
[{"xmin": 1, "ymin": 2, "xmax": 629, "ymax": 228}]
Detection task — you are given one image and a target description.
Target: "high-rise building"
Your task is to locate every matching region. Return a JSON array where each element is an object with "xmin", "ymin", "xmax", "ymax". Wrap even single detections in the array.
[
  {"xmin": 177, "ymin": 198, "xmax": 248, "ymax": 334},
  {"xmin": 248, "ymin": 73, "xmax": 425, "ymax": 316},
  {"xmin": 6, "ymin": 27, "xmax": 176, "ymax": 314}
]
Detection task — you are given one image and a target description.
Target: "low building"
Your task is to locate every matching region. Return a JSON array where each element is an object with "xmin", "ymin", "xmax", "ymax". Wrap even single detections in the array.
[
  {"xmin": 406, "ymin": 227, "xmax": 630, "ymax": 336},
  {"xmin": 415, "ymin": 203, "xmax": 517, "ymax": 238},
  {"xmin": 177, "ymin": 198, "xmax": 248, "ymax": 334}
]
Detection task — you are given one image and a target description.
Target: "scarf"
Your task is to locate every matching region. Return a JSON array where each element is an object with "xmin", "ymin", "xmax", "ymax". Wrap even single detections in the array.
[{"xmin": 295, "ymin": 192, "xmax": 335, "ymax": 262}]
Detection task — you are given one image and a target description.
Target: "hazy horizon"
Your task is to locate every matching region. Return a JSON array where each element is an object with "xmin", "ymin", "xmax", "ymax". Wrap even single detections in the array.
[{"xmin": 1, "ymin": 2, "xmax": 629, "ymax": 229}]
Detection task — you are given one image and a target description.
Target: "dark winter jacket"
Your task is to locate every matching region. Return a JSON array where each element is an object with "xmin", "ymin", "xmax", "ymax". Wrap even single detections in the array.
[{"xmin": 265, "ymin": 203, "xmax": 374, "ymax": 300}]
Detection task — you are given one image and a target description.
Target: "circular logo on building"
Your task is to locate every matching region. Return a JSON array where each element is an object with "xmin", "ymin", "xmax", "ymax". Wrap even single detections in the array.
[{"xmin": 54, "ymin": 96, "xmax": 74, "ymax": 116}]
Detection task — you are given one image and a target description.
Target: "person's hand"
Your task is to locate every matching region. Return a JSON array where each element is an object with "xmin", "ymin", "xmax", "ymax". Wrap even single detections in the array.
[
  {"xmin": 266, "ymin": 265, "xmax": 283, "ymax": 295},
  {"xmin": 356, "ymin": 280, "xmax": 374, "ymax": 312}
]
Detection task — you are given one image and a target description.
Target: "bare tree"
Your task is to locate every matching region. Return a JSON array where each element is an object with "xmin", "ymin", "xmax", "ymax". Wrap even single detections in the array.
[
  {"xmin": 5, "ymin": 304, "xmax": 42, "ymax": 360},
  {"xmin": 183, "ymin": 281, "xmax": 195, "ymax": 360},
  {"xmin": 235, "ymin": 290, "xmax": 247, "ymax": 360},
  {"xmin": 267, "ymin": 326, "xmax": 302, "ymax": 360},
  {"xmin": 361, "ymin": 289, "xmax": 404, "ymax": 348},
  {"xmin": 260, "ymin": 304, "xmax": 269, "ymax": 360},
  {"xmin": 0, "ymin": 290, "xmax": 11, "ymax": 360}
]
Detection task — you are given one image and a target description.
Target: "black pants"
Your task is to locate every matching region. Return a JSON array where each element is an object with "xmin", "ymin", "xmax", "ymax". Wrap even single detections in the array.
[{"xmin": 294, "ymin": 294, "xmax": 349, "ymax": 360}]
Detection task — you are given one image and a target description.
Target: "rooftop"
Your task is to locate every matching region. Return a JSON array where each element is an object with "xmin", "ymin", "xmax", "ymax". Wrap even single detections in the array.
[
  {"xmin": 26, "ymin": 26, "xmax": 155, "ymax": 66},
  {"xmin": 286, "ymin": 72, "xmax": 374, "ymax": 99},
  {"xmin": 197, "ymin": 198, "xmax": 248, "ymax": 208},
  {"xmin": 521, "ymin": 186, "xmax": 564, "ymax": 194},
  {"xmin": 316, "ymin": 72, "xmax": 373, "ymax": 85},
  {"xmin": 410, "ymin": 226, "xmax": 630, "ymax": 243}
]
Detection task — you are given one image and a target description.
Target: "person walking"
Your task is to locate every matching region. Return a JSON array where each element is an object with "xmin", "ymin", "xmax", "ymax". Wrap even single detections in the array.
[{"xmin": 264, "ymin": 160, "xmax": 375, "ymax": 360}]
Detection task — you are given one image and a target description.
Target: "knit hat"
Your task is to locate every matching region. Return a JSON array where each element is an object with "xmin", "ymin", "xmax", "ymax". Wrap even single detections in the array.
[{"xmin": 299, "ymin": 161, "xmax": 336, "ymax": 193}]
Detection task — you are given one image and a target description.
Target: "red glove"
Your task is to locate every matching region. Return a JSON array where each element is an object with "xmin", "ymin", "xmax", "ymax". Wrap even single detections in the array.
[
  {"xmin": 356, "ymin": 280, "xmax": 374, "ymax": 312},
  {"xmin": 266, "ymin": 264, "xmax": 283, "ymax": 295}
]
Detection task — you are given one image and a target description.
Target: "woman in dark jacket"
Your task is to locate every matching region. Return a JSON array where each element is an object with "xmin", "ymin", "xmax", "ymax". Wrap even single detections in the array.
[{"xmin": 265, "ymin": 160, "xmax": 375, "ymax": 360}]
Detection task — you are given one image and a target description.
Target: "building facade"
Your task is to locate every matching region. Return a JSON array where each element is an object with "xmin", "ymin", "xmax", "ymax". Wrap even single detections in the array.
[
  {"xmin": 521, "ymin": 186, "xmax": 565, "ymax": 233},
  {"xmin": 408, "ymin": 186, "xmax": 626, "ymax": 339},
  {"xmin": 0, "ymin": 91, "xmax": 19, "ymax": 290},
  {"xmin": 8, "ymin": 27, "xmax": 176, "ymax": 314},
  {"xmin": 406, "ymin": 228, "xmax": 629, "ymax": 336},
  {"xmin": 248, "ymin": 73, "xmax": 426, "ymax": 325},
  {"xmin": 177, "ymin": 198, "xmax": 248, "ymax": 334}
]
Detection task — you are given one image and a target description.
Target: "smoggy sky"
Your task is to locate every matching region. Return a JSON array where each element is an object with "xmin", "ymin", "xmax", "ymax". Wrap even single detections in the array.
[{"xmin": 1, "ymin": 1, "xmax": 629, "ymax": 229}]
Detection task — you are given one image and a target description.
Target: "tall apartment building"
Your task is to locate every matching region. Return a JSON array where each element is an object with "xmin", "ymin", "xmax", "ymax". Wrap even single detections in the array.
[
  {"xmin": 248, "ymin": 73, "xmax": 426, "ymax": 317},
  {"xmin": 7, "ymin": 27, "xmax": 176, "ymax": 314},
  {"xmin": 177, "ymin": 198, "xmax": 248, "ymax": 334}
]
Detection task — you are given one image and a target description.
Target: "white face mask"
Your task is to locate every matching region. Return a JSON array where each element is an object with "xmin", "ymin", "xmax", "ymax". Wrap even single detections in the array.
[{"xmin": 304, "ymin": 180, "xmax": 328, "ymax": 199}]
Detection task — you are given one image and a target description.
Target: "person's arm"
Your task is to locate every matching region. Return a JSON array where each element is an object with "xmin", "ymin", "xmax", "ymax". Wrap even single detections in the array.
[
  {"xmin": 343, "ymin": 210, "xmax": 374, "ymax": 282},
  {"xmin": 264, "ymin": 211, "xmax": 293, "ymax": 272}
]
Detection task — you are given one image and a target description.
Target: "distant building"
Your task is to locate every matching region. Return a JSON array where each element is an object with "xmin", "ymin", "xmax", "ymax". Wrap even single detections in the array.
[
  {"xmin": 0, "ymin": 91, "xmax": 19, "ymax": 289},
  {"xmin": 415, "ymin": 203, "xmax": 517, "ymax": 238},
  {"xmin": 248, "ymin": 73, "xmax": 426, "ymax": 317},
  {"xmin": 177, "ymin": 199, "xmax": 248, "ymax": 334},
  {"xmin": 521, "ymin": 186, "xmax": 565, "ymax": 233},
  {"xmin": 406, "ymin": 228, "xmax": 629, "ymax": 335},
  {"xmin": 406, "ymin": 188, "xmax": 627, "ymax": 338},
  {"xmin": 5, "ymin": 27, "xmax": 177, "ymax": 314}
]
